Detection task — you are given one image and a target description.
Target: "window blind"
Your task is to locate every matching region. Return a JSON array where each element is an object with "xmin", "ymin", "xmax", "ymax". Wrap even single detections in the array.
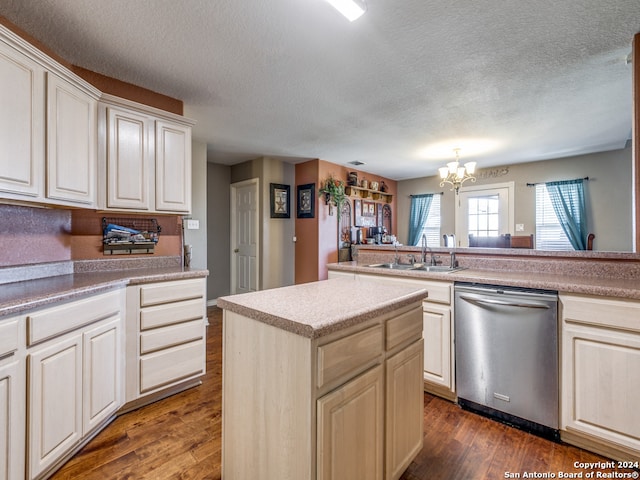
[{"xmin": 535, "ymin": 185, "xmax": 573, "ymax": 251}]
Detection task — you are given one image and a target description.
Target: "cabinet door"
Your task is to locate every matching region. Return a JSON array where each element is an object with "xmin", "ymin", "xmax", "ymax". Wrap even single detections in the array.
[
  {"xmin": 106, "ymin": 106, "xmax": 151, "ymax": 210},
  {"xmin": 562, "ymin": 323, "xmax": 640, "ymax": 453},
  {"xmin": 386, "ymin": 339, "xmax": 424, "ymax": 480},
  {"xmin": 0, "ymin": 41, "xmax": 44, "ymax": 199},
  {"xmin": 422, "ymin": 303, "xmax": 452, "ymax": 389},
  {"xmin": 28, "ymin": 334, "xmax": 82, "ymax": 479},
  {"xmin": 46, "ymin": 72, "xmax": 97, "ymax": 206},
  {"xmin": 83, "ymin": 317, "xmax": 122, "ymax": 435},
  {"xmin": 155, "ymin": 120, "xmax": 191, "ymax": 212},
  {"xmin": 0, "ymin": 359, "xmax": 25, "ymax": 480},
  {"xmin": 317, "ymin": 365, "xmax": 384, "ymax": 480}
]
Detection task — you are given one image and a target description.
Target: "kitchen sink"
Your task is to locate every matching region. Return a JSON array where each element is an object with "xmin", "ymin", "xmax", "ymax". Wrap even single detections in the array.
[
  {"xmin": 366, "ymin": 263, "xmax": 416, "ymax": 270},
  {"xmin": 366, "ymin": 263, "xmax": 466, "ymax": 273}
]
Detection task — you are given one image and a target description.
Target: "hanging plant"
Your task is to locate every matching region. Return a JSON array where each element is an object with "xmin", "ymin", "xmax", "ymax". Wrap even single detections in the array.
[{"xmin": 318, "ymin": 174, "xmax": 346, "ymax": 215}]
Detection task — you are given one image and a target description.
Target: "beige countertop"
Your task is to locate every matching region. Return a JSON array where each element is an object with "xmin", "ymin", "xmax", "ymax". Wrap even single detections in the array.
[
  {"xmin": 217, "ymin": 277, "xmax": 428, "ymax": 339},
  {"xmin": 0, "ymin": 266, "xmax": 208, "ymax": 318},
  {"xmin": 328, "ymin": 261, "xmax": 640, "ymax": 300}
]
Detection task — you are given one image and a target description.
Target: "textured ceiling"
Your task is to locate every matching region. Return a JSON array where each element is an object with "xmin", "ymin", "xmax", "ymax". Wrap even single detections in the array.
[{"xmin": 1, "ymin": 0, "xmax": 638, "ymax": 180}]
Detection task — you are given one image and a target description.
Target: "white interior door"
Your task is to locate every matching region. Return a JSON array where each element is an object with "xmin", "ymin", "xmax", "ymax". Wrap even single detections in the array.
[
  {"xmin": 231, "ymin": 179, "xmax": 259, "ymax": 294},
  {"xmin": 455, "ymin": 182, "xmax": 514, "ymax": 247}
]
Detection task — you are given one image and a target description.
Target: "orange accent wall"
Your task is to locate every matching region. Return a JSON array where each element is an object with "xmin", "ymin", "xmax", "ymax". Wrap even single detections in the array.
[{"xmin": 295, "ymin": 159, "xmax": 398, "ymax": 283}]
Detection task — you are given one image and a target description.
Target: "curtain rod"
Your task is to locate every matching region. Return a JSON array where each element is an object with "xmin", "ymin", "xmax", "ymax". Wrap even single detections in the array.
[
  {"xmin": 526, "ymin": 176, "xmax": 589, "ymax": 187},
  {"xmin": 409, "ymin": 192, "xmax": 444, "ymax": 197}
]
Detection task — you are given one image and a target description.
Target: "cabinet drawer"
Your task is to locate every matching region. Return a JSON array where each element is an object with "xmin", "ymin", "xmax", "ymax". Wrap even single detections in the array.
[
  {"xmin": 140, "ymin": 319, "xmax": 204, "ymax": 354},
  {"xmin": 27, "ymin": 290, "xmax": 122, "ymax": 346},
  {"xmin": 139, "ymin": 279, "xmax": 203, "ymax": 307},
  {"xmin": 0, "ymin": 319, "xmax": 19, "ymax": 357},
  {"xmin": 140, "ymin": 339, "xmax": 205, "ymax": 393},
  {"xmin": 562, "ymin": 294, "xmax": 640, "ymax": 334},
  {"xmin": 317, "ymin": 325, "xmax": 383, "ymax": 389},
  {"xmin": 140, "ymin": 298, "xmax": 203, "ymax": 331},
  {"xmin": 386, "ymin": 306, "xmax": 422, "ymax": 351}
]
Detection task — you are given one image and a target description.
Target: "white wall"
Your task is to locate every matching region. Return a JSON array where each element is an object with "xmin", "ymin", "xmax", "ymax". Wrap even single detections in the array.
[{"xmin": 184, "ymin": 140, "xmax": 208, "ymax": 269}]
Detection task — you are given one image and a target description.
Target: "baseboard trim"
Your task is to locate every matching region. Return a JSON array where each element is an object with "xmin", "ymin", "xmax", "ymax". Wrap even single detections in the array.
[
  {"xmin": 561, "ymin": 428, "xmax": 640, "ymax": 463},
  {"xmin": 423, "ymin": 381, "xmax": 456, "ymax": 402}
]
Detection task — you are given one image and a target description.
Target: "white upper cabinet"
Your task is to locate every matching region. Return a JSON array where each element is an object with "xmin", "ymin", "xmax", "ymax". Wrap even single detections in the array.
[
  {"xmin": 105, "ymin": 105, "xmax": 152, "ymax": 210},
  {"xmin": 155, "ymin": 120, "xmax": 191, "ymax": 212},
  {"xmin": 100, "ymin": 94, "xmax": 194, "ymax": 214},
  {"xmin": 0, "ymin": 24, "xmax": 99, "ymax": 208},
  {"xmin": 46, "ymin": 72, "xmax": 97, "ymax": 206},
  {"xmin": 0, "ymin": 23, "xmax": 193, "ymax": 212},
  {"xmin": 0, "ymin": 37, "xmax": 45, "ymax": 200}
]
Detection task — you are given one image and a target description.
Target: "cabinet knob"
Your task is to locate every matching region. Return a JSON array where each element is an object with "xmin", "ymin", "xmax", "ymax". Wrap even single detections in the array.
[{"xmin": 234, "ymin": 248, "xmax": 239, "ymax": 253}]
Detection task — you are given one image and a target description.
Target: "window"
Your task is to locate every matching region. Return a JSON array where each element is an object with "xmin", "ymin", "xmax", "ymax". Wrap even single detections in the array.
[
  {"xmin": 416, "ymin": 194, "xmax": 441, "ymax": 247},
  {"xmin": 535, "ymin": 184, "xmax": 573, "ymax": 250},
  {"xmin": 467, "ymin": 195, "xmax": 500, "ymax": 237},
  {"xmin": 456, "ymin": 182, "xmax": 514, "ymax": 246}
]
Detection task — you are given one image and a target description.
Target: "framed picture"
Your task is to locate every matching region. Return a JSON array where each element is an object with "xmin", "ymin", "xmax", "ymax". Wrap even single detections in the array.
[
  {"xmin": 270, "ymin": 183, "xmax": 290, "ymax": 218},
  {"xmin": 297, "ymin": 183, "xmax": 315, "ymax": 218},
  {"xmin": 355, "ymin": 199, "xmax": 377, "ymax": 227}
]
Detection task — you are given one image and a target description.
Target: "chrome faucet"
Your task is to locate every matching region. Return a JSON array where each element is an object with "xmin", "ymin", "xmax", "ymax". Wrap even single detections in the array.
[
  {"xmin": 420, "ymin": 234, "xmax": 427, "ymax": 263},
  {"xmin": 450, "ymin": 251, "xmax": 457, "ymax": 269},
  {"xmin": 407, "ymin": 254, "xmax": 416, "ymax": 265},
  {"xmin": 394, "ymin": 241, "xmax": 400, "ymax": 265}
]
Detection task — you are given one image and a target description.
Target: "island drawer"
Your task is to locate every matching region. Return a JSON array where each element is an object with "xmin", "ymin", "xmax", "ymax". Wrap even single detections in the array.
[
  {"xmin": 27, "ymin": 290, "xmax": 122, "ymax": 346},
  {"xmin": 0, "ymin": 318, "xmax": 19, "ymax": 358},
  {"xmin": 139, "ymin": 279, "xmax": 203, "ymax": 307},
  {"xmin": 386, "ymin": 306, "xmax": 422, "ymax": 351},
  {"xmin": 139, "ymin": 339, "xmax": 205, "ymax": 393},
  {"xmin": 140, "ymin": 319, "xmax": 204, "ymax": 354},
  {"xmin": 316, "ymin": 324, "xmax": 383, "ymax": 389},
  {"xmin": 140, "ymin": 298, "xmax": 203, "ymax": 331}
]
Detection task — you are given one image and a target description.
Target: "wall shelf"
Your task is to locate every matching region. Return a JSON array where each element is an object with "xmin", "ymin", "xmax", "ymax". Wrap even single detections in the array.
[{"xmin": 345, "ymin": 186, "xmax": 393, "ymax": 203}]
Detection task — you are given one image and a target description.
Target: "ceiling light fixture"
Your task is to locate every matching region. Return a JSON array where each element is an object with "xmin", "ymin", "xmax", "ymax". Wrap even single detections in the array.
[
  {"xmin": 325, "ymin": 0, "xmax": 366, "ymax": 21},
  {"xmin": 439, "ymin": 148, "xmax": 477, "ymax": 194}
]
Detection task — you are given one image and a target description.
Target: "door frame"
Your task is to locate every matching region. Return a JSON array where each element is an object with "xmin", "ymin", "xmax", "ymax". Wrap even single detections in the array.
[
  {"xmin": 230, "ymin": 178, "xmax": 260, "ymax": 294},
  {"xmin": 455, "ymin": 181, "xmax": 515, "ymax": 247}
]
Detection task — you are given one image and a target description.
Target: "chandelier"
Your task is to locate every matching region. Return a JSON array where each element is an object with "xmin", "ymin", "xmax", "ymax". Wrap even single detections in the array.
[{"xmin": 439, "ymin": 148, "xmax": 477, "ymax": 194}]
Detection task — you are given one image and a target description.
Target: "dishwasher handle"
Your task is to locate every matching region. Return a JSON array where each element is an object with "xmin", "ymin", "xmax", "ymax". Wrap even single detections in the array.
[{"xmin": 459, "ymin": 294, "xmax": 551, "ymax": 310}]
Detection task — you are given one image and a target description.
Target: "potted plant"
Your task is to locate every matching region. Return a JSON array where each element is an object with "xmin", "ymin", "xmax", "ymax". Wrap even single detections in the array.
[{"xmin": 319, "ymin": 174, "xmax": 346, "ymax": 215}]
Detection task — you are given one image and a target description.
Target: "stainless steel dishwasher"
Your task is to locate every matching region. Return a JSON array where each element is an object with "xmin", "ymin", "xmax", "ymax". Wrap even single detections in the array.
[{"xmin": 454, "ymin": 282, "xmax": 559, "ymax": 440}]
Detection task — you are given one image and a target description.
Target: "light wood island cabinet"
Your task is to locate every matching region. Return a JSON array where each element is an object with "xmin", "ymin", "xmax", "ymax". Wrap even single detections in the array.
[
  {"xmin": 334, "ymin": 271, "xmax": 455, "ymax": 400},
  {"xmin": 219, "ymin": 278, "xmax": 427, "ymax": 480}
]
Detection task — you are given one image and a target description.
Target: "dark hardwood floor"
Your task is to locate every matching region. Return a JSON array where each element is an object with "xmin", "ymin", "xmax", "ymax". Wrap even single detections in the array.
[{"xmin": 50, "ymin": 306, "xmax": 633, "ymax": 480}]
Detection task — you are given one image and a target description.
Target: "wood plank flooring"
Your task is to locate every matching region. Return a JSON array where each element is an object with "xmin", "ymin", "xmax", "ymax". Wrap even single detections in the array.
[{"xmin": 49, "ymin": 306, "xmax": 634, "ymax": 480}]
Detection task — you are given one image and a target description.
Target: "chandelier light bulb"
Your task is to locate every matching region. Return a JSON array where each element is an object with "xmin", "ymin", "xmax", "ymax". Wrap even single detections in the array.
[{"xmin": 438, "ymin": 148, "xmax": 477, "ymax": 194}]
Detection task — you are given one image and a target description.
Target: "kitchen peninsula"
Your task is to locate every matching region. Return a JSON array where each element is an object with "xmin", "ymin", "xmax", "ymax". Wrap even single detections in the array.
[{"xmin": 217, "ymin": 277, "xmax": 429, "ymax": 480}]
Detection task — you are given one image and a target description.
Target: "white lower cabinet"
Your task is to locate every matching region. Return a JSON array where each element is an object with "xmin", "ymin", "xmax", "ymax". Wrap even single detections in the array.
[
  {"xmin": 26, "ymin": 290, "xmax": 124, "ymax": 480},
  {"xmin": 0, "ymin": 316, "xmax": 25, "ymax": 480},
  {"xmin": 561, "ymin": 293, "xmax": 640, "ymax": 462},
  {"xmin": 125, "ymin": 278, "xmax": 207, "ymax": 403},
  {"xmin": 28, "ymin": 333, "xmax": 83, "ymax": 478}
]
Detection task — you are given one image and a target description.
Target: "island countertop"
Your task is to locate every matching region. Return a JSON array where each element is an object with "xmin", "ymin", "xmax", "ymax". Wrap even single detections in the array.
[{"xmin": 217, "ymin": 277, "xmax": 428, "ymax": 339}]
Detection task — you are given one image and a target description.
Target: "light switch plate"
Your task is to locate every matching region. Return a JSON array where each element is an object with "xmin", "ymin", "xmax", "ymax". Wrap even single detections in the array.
[
  {"xmin": 186, "ymin": 219, "xmax": 200, "ymax": 230},
  {"xmin": 516, "ymin": 223, "xmax": 524, "ymax": 232}
]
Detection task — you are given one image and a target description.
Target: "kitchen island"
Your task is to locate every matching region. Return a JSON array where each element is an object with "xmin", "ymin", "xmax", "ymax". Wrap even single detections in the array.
[{"xmin": 217, "ymin": 277, "xmax": 429, "ymax": 480}]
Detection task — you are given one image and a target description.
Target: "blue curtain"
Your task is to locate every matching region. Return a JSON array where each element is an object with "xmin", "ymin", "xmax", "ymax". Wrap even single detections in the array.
[
  {"xmin": 408, "ymin": 194, "xmax": 433, "ymax": 246},
  {"xmin": 545, "ymin": 179, "xmax": 587, "ymax": 250}
]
